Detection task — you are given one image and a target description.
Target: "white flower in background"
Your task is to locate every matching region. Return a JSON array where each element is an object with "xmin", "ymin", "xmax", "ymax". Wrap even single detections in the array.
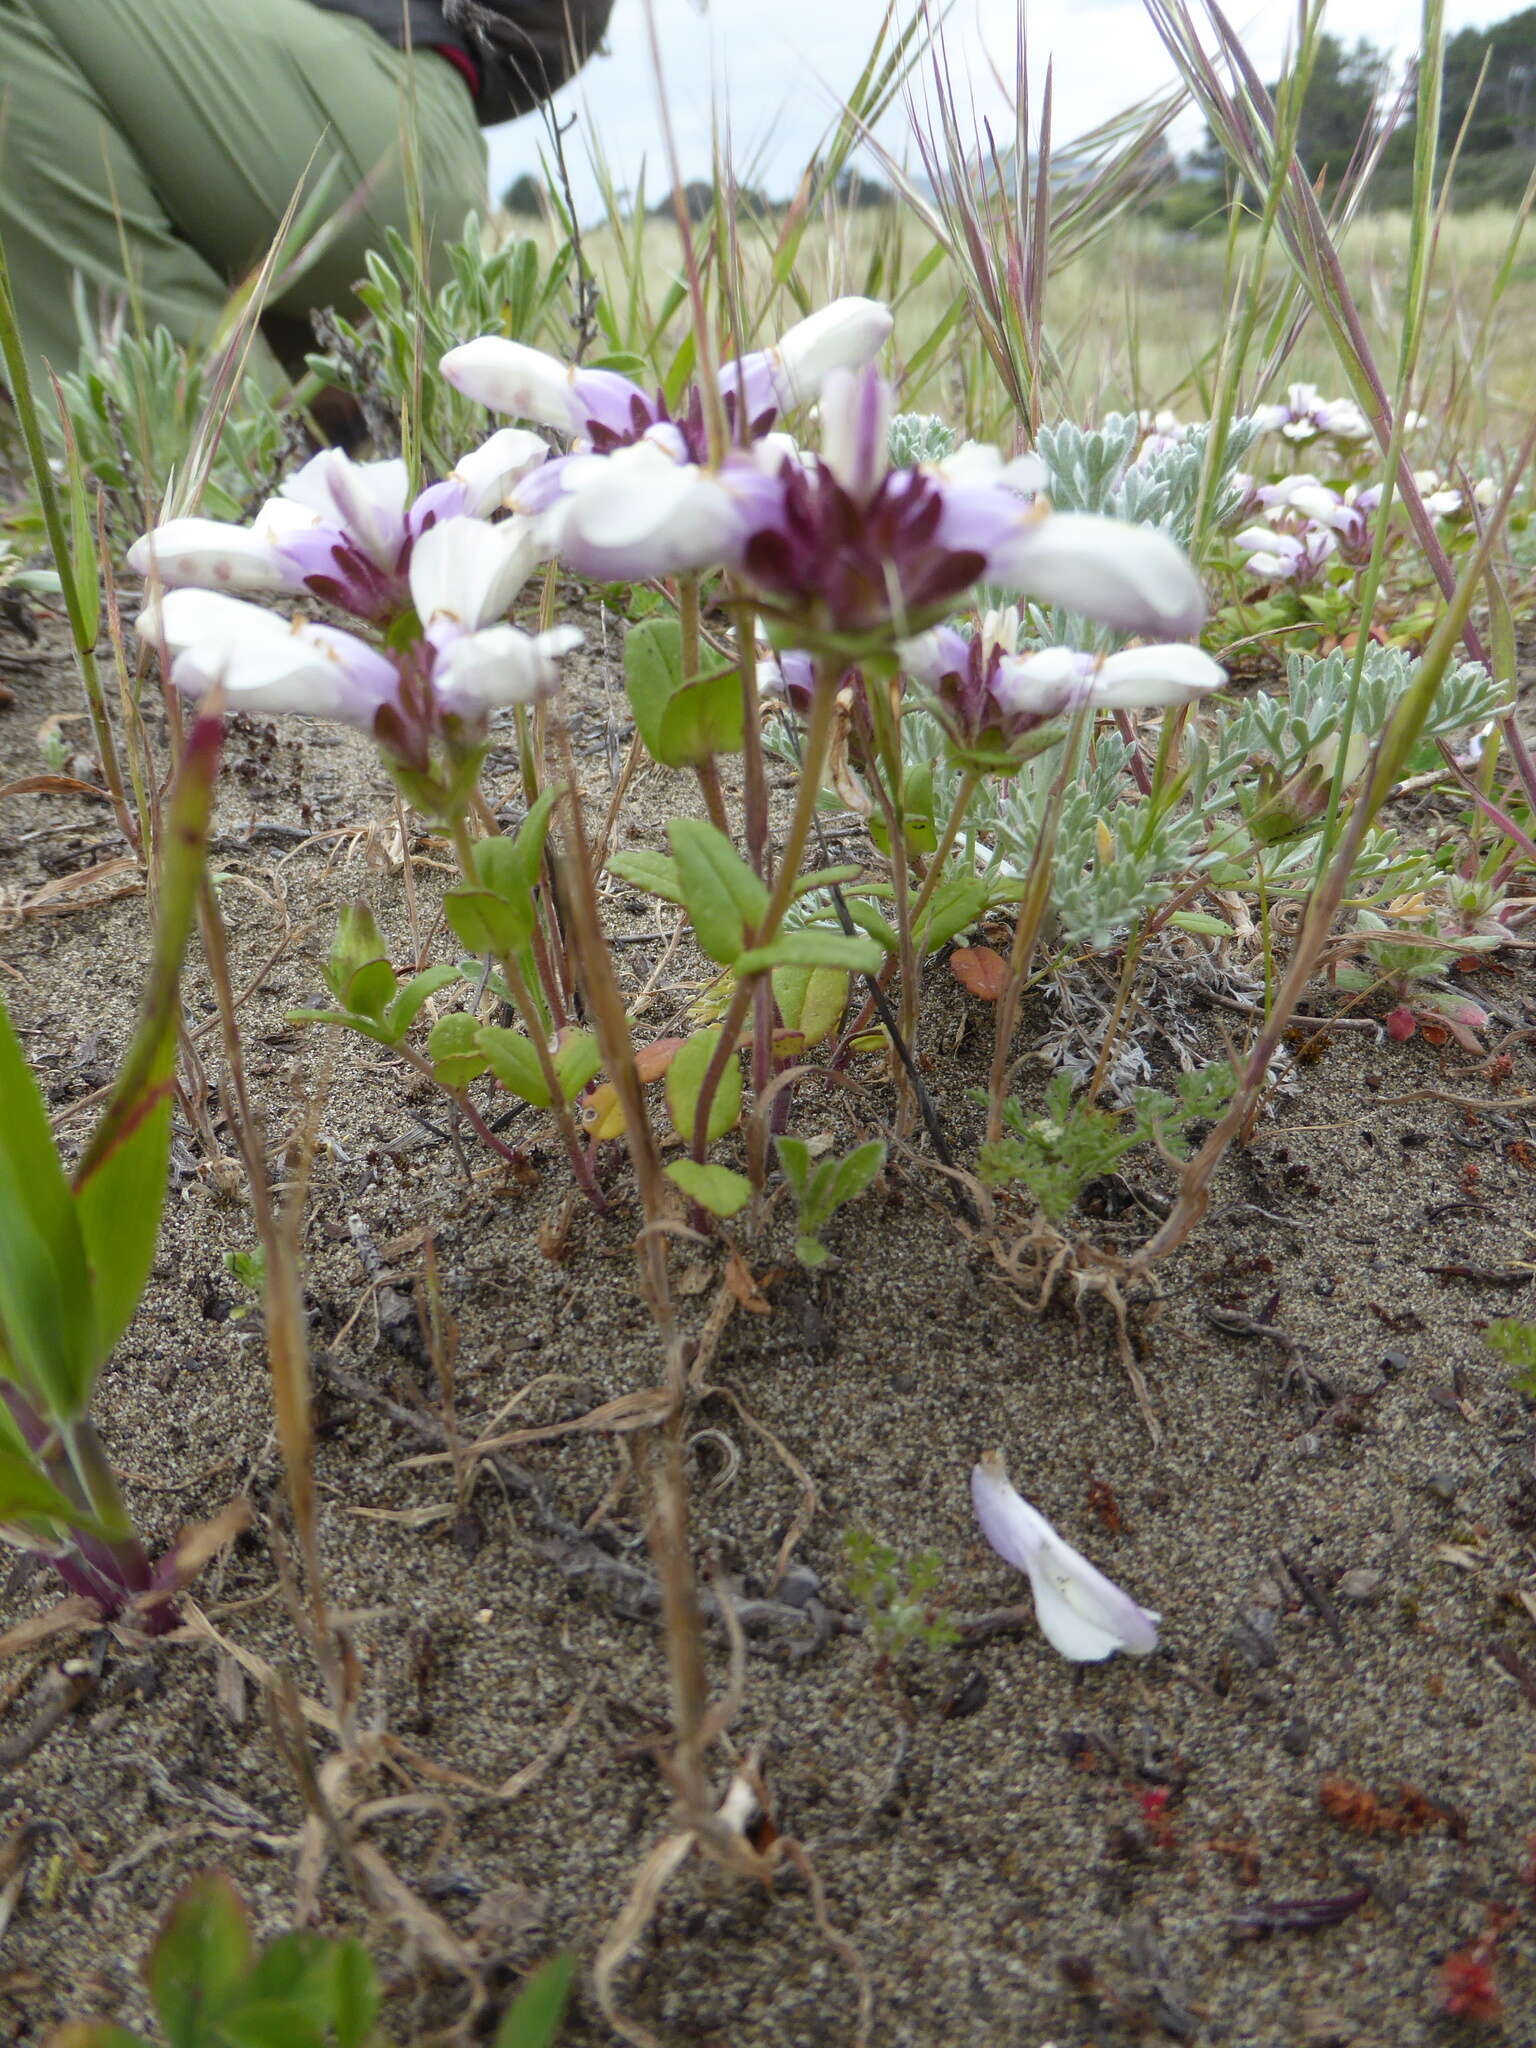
[
  {"xmin": 1412, "ymin": 469, "xmax": 1464, "ymax": 518},
  {"xmin": 1251, "ymin": 383, "xmax": 1371, "ymax": 444},
  {"xmin": 970, "ymin": 1450, "xmax": 1161, "ymax": 1662},
  {"xmin": 1236, "ymin": 522, "xmax": 1337, "ymax": 585}
]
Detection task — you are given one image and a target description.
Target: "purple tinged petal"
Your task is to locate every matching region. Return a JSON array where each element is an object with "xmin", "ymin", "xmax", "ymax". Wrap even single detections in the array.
[
  {"xmin": 971, "ymin": 1450, "xmax": 1161, "ymax": 1661},
  {"xmin": 819, "ymin": 366, "xmax": 891, "ymax": 504},
  {"xmin": 138, "ymin": 589, "xmax": 398, "ymax": 724},
  {"xmin": 899, "ymin": 624, "xmax": 972, "ymax": 689},
  {"xmin": 280, "ymin": 450, "xmax": 410, "ymax": 571}
]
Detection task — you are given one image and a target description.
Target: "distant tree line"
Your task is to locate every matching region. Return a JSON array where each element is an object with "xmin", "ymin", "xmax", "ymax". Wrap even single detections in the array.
[
  {"xmin": 1154, "ymin": 6, "xmax": 1536, "ymax": 228},
  {"xmin": 498, "ymin": 165, "xmax": 894, "ymax": 222}
]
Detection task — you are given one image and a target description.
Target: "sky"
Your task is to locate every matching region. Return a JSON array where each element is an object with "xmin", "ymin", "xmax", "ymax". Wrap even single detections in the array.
[{"xmin": 484, "ymin": 0, "xmax": 1510, "ymax": 215}]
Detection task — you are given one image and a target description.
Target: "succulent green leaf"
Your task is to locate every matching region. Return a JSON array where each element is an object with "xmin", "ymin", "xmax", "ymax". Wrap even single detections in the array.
[
  {"xmin": 443, "ymin": 882, "xmax": 532, "ymax": 958},
  {"xmin": 734, "ymin": 929, "xmax": 881, "ymax": 977},
  {"xmin": 772, "ymin": 965, "xmax": 849, "ymax": 1050},
  {"xmin": 554, "ymin": 1030, "xmax": 602, "ymax": 1101},
  {"xmin": 775, "ymin": 1135, "xmax": 811, "ymax": 1201},
  {"xmin": 384, "ymin": 963, "xmax": 460, "ymax": 1040},
  {"xmin": 477, "ymin": 1027, "xmax": 552, "ymax": 1107},
  {"xmin": 829, "ymin": 1139, "xmax": 886, "ymax": 1210},
  {"xmin": 606, "ymin": 849, "xmax": 686, "ymax": 906},
  {"xmin": 0, "ymin": 997, "xmax": 95, "ymax": 1418},
  {"xmin": 657, "ymin": 665, "xmax": 744, "ymax": 765},
  {"xmin": 624, "ymin": 617, "xmax": 685, "ymax": 761}
]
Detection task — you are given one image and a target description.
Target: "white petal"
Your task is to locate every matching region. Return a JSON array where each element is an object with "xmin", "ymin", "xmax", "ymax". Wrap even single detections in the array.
[
  {"xmin": 440, "ymin": 337, "xmax": 582, "ymax": 433},
  {"xmin": 280, "ymin": 450, "xmax": 410, "ymax": 569},
  {"xmin": 434, "ymin": 622, "xmax": 580, "ymax": 712},
  {"xmin": 136, "ymin": 587, "xmax": 296, "ymax": 652},
  {"xmin": 772, "ymin": 296, "xmax": 893, "ymax": 407},
  {"xmin": 127, "ymin": 518, "xmax": 293, "ymax": 594},
  {"xmin": 971, "ymin": 1450, "xmax": 1160, "ymax": 1662},
  {"xmin": 1093, "ymin": 644, "xmax": 1226, "ymax": 708},
  {"xmin": 451, "ymin": 428, "xmax": 551, "ymax": 515},
  {"xmin": 409, "ymin": 515, "xmax": 540, "ymax": 641},
  {"xmin": 996, "ymin": 513, "xmax": 1207, "ymax": 639}
]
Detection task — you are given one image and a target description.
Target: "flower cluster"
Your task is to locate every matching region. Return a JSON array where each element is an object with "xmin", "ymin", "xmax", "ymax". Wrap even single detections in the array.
[
  {"xmin": 1236, "ymin": 465, "xmax": 1492, "ymax": 589},
  {"xmin": 128, "ymin": 295, "xmax": 1213, "ymax": 803},
  {"xmin": 902, "ymin": 604, "xmax": 1223, "ymax": 760},
  {"xmin": 1249, "ymin": 382, "xmax": 1371, "ymax": 445}
]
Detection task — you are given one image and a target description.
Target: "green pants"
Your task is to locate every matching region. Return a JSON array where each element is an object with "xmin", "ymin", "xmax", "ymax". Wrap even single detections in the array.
[{"xmin": 0, "ymin": 0, "xmax": 487, "ymax": 388}]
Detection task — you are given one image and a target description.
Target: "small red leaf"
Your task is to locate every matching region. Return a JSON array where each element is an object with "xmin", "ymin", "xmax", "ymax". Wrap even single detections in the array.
[{"xmin": 949, "ymin": 946, "xmax": 1009, "ymax": 1000}]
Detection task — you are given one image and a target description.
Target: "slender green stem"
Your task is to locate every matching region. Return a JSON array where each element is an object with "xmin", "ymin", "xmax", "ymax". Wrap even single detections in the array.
[
  {"xmin": 688, "ymin": 675, "xmax": 840, "ymax": 1165},
  {"xmin": 0, "ymin": 232, "xmax": 136, "ymax": 850},
  {"xmin": 907, "ymin": 764, "xmax": 981, "ymax": 936},
  {"xmin": 450, "ymin": 815, "xmax": 600, "ymax": 1206},
  {"xmin": 984, "ymin": 715, "xmax": 1088, "ymax": 1146}
]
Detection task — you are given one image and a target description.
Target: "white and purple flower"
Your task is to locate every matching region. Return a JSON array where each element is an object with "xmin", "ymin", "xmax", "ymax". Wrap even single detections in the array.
[{"xmin": 971, "ymin": 1449, "xmax": 1161, "ymax": 1662}]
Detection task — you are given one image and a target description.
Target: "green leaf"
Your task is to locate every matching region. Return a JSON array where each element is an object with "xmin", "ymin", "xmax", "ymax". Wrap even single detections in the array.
[
  {"xmin": 217, "ymin": 2006, "xmax": 327, "ymax": 2048},
  {"xmin": 665, "ymin": 1027, "xmax": 742, "ymax": 1145},
  {"xmin": 606, "ymin": 851, "xmax": 684, "ymax": 909},
  {"xmin": 839, "ymin": 897, "xmax": 899, "ymax": 953},
  {"xmin": 554, "ymin": 1030, "xmax": 602, "ymax": 1101},
  {"xmin": 284, "ymin": 1008, "xmax": 398, "ymax": 1047},
  {"xmin": 772, "ymin": 965, "xmax": 848, "ymax": 1051},
  {"xmin": 45, "ymin": 2028, "xmax": 150, "ymax": 2048},
  {"xmin": 242, "ymin": 1932, "xmax": 333, "ymax": 2006},
  {"xmin": 0, "ymin": 1448, "xmax": 112, "ymax": 1542},
  {"xmin": 734, "ymin": 930, "xmax": 882, "ymax": 977},
  {"xmin": 791, "ymin": 865, "xmax": 862, "ymax": 897},
  {"xmin": 443, "ymin": 883, "xmax": 531, "ymax": 959},
  {"xmin": 340, "ymin": 956, "xmax": 397, "ymax": 1023},
  {"xmin": 73, "ymin": 717, "xmax": 220, "ymax": 1380},
  {"xmin": 668, "ymin": 819, "xmax": 768, "ymax": 966},
  {"xmin": 330, "ymin": 1938, "xmax": 380, "ymax": 2048},
  {"xmin": 494, "ymin": 1953, "xmax": 577, "ymax": 2048},
  {"xmin": 656, "ymin": 665, "xmax": 744, "ymax": 766},
  {"xmin": 794, "ymin": 1234, "xmax": 831, "ymax": 1268},
  {"xmin": 477, "ymin": 1027, "xmax": 552, "ymax": 1107},
  {"xmin": 775, "ymin": 1136, "xmax": 812, "ymax": 1201},
  {"xmin": 913, "ymin": 874, "xmax": 988, "ymax": 955},
  {"xmin": 624, "ymin": 618, "xmax": 685, "ymax": 762},
  {"xmin": 0, "ymin": 997, "xmax": 95, "ymax": 1419},
  {"xmin": 830, "ymin": 1140, "xmax": 886, "ymax": 1210},
  {"xmin": 428, "ymin": 1012, "xmax": 491, "ymax": 1090},
  {"xmin": 502, "ymin": 784, "xmax": 562, "ymax": 893},
  {"xmin": 605, "ymin": 849, "xmax": 685, "ymax": 906},
  {"xmin": 1168, "ymin": 910, "xmax": 1235, "ymax": 937},
  {"xmin": 666, "ymin": 1160, "xmax": 752, "ymax": 1217},
  {"xmin": 147, "ymin": 1873, "xmax": 253, "ymax": 2048},
  {"xmin": 323, "ymin": 904, "xmax": 389, "ymax": 1011},
  {"xmin": 384, "ymin": 963, "xmax": 459, "ymax": 1041}
]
